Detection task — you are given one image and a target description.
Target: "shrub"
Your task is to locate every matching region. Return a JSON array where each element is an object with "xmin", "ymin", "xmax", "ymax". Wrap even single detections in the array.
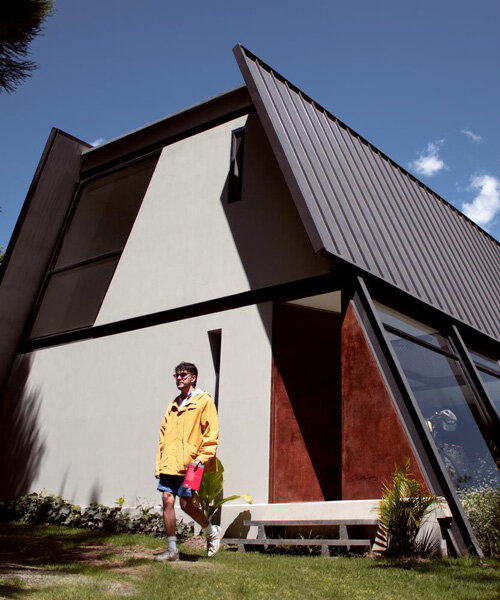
[
  {"xmin": 378, "ymin": 460, "xmax": 439, "ymax": 557},
  {"xmin": 79, "ymin": 502, "xmax": 125, "ymax": 531},
  {"xmin": 0, "ymin": 492, "xmax": 193, "ymax": 540},
  {"xmin": 460, "ymin": 485, "xmax": 500, "ymax": 557},
  {"xmin": 6, "ymin": 492, "xmax": 77, "ymax": 525}
]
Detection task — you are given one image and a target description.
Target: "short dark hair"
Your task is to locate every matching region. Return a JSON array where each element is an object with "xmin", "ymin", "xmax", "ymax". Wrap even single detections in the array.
[{"xmin": 175, "ymin": 361, "xmax": 198, "ymax": 382}]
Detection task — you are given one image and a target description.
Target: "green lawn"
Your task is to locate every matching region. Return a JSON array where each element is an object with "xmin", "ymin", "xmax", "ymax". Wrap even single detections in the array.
[{"xmin": 1, "ymin": 522, "xmax": 499, "ymax": 600}]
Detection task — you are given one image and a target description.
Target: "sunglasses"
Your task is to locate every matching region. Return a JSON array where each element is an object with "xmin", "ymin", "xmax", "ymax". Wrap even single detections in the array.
[{"xmin": 173, "ymin": 372, "xmax": 191, "ymax": 380}]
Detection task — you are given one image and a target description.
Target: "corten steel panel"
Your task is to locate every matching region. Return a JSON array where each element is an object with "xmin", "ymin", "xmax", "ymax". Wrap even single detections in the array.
[
  {"xmin": 0, "ymin": 129, "xmax": 89, "ymax": 395},
  {"xmin": 234, "ymin": 45, "xmax": 500, "ymax": 342},
  {"xmin": 270, "ymin": 304, "xmax": 342, "ymax": 503},
  {"xmin": 341, "ymin": 303, "xmax": 427, "ymax": 499}
]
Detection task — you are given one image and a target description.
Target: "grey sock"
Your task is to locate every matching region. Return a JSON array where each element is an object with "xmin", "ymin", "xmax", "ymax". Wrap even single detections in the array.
[
  {"xmin": 203, "ymin": 523, "xmax": 214, "ymax": 537},
  {"xmin": 167, "ymin": 536, "xmax": 177, "ymax": 552}
]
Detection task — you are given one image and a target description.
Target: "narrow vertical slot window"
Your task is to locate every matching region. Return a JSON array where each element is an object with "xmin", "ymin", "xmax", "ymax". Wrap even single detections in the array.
[
  {"xmin": 228, "ymin": 127, "xmax": 245, "ymax": 203},
  {"xmin": 208, "ymin": 329, "xmax": 222, "ymax": 409}
]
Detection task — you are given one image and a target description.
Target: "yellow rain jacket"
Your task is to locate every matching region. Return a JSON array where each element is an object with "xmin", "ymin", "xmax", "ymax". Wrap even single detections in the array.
[{"xmin": 155, "ymin": 390, "xmax": 219, "ymax": 476}]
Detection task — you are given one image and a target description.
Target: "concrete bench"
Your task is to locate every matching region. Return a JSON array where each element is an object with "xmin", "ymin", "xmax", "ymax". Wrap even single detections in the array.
[{"xmin": 222, "ymin": 519, "xmax": 377, "ymax": 556}]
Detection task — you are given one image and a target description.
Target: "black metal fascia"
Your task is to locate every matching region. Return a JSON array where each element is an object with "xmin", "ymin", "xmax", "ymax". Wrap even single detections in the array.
[
  {"xmin": 81, "ymin": 86, "xmax": 253, "ymax": 177},
  {"xmin": 450, "ymin": 325, "xmax": 500, "ymax": 443},
  {"xmin": 21, "ymin": 271, "xmax": 344, "ymax": 353},
  {"xmin": 351, "ymin": 275, "xmax": 483, "ymax": 557}
]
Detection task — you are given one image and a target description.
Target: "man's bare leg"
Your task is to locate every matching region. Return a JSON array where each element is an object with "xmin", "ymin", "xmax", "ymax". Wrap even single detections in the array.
[
  {"xmin": 155, "ymin": 492, "xmax": 178, "ymax": 561},
  {"xmin": 162, "ymin": 491, "xmax": 176, "ymax": 535},
  {"xmin": 179, "ymin": 497, "xmax": 209, "ymax": 528},
  {"xmin": 180, "ymin": 497, "xmax": 220, "ymax": 557}
]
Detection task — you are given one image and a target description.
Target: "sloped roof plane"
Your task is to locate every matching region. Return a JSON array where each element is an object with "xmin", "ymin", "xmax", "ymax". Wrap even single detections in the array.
[{"xmin": 234, "ymin": 45, "xmax": 500, "ymax": 342}]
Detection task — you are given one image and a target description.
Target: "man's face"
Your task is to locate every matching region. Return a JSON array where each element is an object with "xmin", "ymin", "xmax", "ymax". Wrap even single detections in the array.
[{"xmin": 174, "ymin": 370, "xmax": 196, "ymax": 392}]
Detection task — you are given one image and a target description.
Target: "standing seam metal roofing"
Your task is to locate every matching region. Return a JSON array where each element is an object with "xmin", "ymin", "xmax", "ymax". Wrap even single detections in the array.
[{"xmin": 233, "ymin": 45, "xmax": 500, "ymax": 342}]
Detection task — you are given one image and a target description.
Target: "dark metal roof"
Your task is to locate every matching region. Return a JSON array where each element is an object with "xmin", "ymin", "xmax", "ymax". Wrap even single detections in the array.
[{"xmin": 234, "ymin": 45, "xmax": 500, "ymax": 342}]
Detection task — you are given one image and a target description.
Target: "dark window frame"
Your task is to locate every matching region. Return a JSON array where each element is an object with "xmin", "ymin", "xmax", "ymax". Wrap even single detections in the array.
[
  {"xmin": 376, "ymin": 302, "xmax": 500, "ymax": 470},
  {"xmin": 227, "ymin": 126, "xmax": 245, "ymax": 204},
  {"xmin": 26, "ymin": 151, "xmax": 160, "ymax": 340}
]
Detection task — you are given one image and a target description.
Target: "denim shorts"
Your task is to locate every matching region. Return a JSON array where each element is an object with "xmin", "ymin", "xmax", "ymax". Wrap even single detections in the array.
[{"xmin": 157, "ymin": 474, "xmax": 193, "ymax": 498}]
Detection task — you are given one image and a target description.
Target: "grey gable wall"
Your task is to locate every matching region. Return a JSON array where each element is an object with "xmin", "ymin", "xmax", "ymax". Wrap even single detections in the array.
[{"xmin": 234, "ymin": 45, "xmax": 500, "ymax": 342}]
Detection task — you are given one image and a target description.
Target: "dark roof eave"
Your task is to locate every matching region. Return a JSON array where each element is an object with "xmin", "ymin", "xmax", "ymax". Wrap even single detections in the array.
[
  {"xmin": 81, "ymin": 84, "xmax": 252, "ymax": 176},
  {"xmin": 233, "ymin": 45, "xmax": 498, "ymax": 248}
]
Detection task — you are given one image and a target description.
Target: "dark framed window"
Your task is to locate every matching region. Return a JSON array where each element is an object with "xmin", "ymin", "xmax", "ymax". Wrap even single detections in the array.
[
  {"xmin": 29, "ymin": 154, "xmax": 159, "ymax": 339},
  {"xmin": 227, "ymin": 127, "xmax": 245, "ymax": 203},
  {"xmin": 375, "ymin": 303, "xmax": 500, "ymax": 492},
  {"xmin": 467, "ymin": 348, "xmax": 500, "ymax": 416}
]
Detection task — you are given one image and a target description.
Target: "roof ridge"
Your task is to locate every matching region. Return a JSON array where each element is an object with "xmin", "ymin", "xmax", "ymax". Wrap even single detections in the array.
[{"xmin": 234, "ymin": 44, "xmax": 499, "ymax": 248}]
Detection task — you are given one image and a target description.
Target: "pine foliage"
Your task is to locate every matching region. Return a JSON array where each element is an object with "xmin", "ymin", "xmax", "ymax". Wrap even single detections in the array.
[{"xmin": 0, "ymin": 0, "xmax": 53, "ymax": 93}]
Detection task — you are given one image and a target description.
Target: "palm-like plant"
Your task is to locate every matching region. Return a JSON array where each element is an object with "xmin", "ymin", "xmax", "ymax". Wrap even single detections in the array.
[
  {"xmin": 193, "ymin": 458, "xmax": 252, "ymax": 522},
  {"xmin": 378, "ymin": 460, "xmax": 439, "ymax": 557}
]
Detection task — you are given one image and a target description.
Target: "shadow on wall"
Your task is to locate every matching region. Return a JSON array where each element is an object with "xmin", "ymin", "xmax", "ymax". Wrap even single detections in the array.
[
  {"xmin": 88, "ymin": 481, "xmax": 102, "ymax": 505},
  {"xmin": 224, "ymin": 509, "xmax": 252, "ymax": 538},
  {"xmin": 220, "ymin": 114, "xmax": 331, "ymax": 344},
  {"xmin": 0, "ymin": 354, "xmax": 45, "ymax": 500}
]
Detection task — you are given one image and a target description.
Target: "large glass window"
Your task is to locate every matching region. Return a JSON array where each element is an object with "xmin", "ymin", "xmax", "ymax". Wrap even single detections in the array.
[
  {"xmin": 29, "ymin": 155, "xmax": 158, "ymax": 338},
  {"xmin": 388, "ymin": 332, "xmax": 500, "ymax": 491},
  {"xmin": 376, "ymin": 304, "xmax": 500, "ymax": 492},
  {"xmin": 467, "ymin": 348, "xmax": 500, "ymax": 416},
  {"xmin": 479, "ymin": 371, "xmax": 500, "ymax": 416},
  {"xmin": 374, "ymin": 302, "xmax": 449, "ymax": 350}
]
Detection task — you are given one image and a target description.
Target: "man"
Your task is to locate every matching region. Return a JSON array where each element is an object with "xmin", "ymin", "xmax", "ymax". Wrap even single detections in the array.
[{"xmin": 154, "ymin": 361, "xmax": 220, "ymax": 562}]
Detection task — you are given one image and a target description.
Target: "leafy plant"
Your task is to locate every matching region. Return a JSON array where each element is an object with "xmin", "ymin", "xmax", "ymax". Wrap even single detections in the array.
[
  {"xmin": 193, "ymin": 458, "xmax": 252, "ymax": 522},
  {"xmin": 378, "ymin": 460, "xmax": 439, "ymax": 557},
  {"xmin": 0, "ymin": 492, "xmax": 193, "ymax": 540},
  {"xmin": 460, "ymin": 485, "xmax": 500, "ymax": 556},
  {"xmin": 80, "ymin": 502, "xmax": 124, "ymax": 531}
]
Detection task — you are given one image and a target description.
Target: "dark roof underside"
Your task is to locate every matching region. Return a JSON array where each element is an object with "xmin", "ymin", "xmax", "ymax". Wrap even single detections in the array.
[{"xmin": 234, "ymin": 45, "xmax": 500, "ymax": 342}]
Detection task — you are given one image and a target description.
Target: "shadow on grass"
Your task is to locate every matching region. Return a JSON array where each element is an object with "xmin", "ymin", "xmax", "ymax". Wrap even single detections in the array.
[
  {"xmin": 0, "ymin": 582, "xmax": 37, "ymax": 600},
  {"xmin": 178, "ymin": 552, "xmax": 205, "ymax": 562},
  {"xmin": 0, "ymin": 522, "xmax": 159, "ymax": 573}
]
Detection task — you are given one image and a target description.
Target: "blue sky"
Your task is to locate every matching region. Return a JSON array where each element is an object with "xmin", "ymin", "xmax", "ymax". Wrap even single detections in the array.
[{"xmin": 1, "ymin": 0, "xmax": 500, "ymax": 249}]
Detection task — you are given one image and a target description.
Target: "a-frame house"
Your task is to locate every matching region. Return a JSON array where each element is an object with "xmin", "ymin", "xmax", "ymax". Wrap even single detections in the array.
[{"xmin": 1, "ymin": 46, "xmax": 499, "ymax": 556}]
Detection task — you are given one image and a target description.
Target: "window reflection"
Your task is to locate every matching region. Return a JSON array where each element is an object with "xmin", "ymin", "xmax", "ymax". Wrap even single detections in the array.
[
  {"xmin": 477, "ymin": 370, "xmax": 500, "ymax": 417},
  {"xmin": 388, "ymin": 332, "xmax": 500, "ymax": 491},
  {"xmin": 468, "ymin": 349, "xmax": 500, "ymax": 375},
  {"xmin": 374, "ymin": 302, "xmax": 449, "ymax": 351},
  {"xmin": 55, "ymin": 157, "xmax": 158, "ymax": 269},
  {"xmin": 29, "ymin": 155, "xmax": 158, "ymax": 339}
]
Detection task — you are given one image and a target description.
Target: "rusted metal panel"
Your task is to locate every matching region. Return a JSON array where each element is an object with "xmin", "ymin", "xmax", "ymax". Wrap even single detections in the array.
[
  {"xmin": 341, "ymin": 302, "xmax": 427, "ymax": 499},
  {"xmin": 234, "ymin": 45, "xmax": 500, "ymax": 341}
]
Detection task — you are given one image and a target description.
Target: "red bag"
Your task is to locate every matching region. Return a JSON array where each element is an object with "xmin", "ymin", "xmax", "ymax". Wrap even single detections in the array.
[{"xmin": 183, "ymin": 463, "xmax": 204, "ymax": 490}]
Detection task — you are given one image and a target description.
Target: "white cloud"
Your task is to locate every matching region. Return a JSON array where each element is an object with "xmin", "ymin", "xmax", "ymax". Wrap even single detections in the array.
[
  {"xmin": 410, "ymin": 141, "xmax": 447, "ymax": 177},
  {"xmin": 462, "ymin": 174, "xmax": 500, "ymax": 227},
  {"xmin": 91, "ymin": 137, "xmax": 105, "ymax": 147},
  {"xmin": 461, "ymin": 129, "xmax": 482, "ymax": 144}
]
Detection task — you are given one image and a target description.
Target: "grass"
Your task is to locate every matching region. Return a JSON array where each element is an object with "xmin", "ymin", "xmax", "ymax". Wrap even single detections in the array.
[{"xmin": 1, "ymin": 522, "xmax": 499, "ymax": 599}]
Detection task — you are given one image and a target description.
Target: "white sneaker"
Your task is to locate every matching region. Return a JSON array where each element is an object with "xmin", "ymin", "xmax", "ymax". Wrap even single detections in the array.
[
  {"xmin": 206, "ymin": 524, "xmax": 221, "ymax": 558},
  {"xmin": 154, "ymin": 548, "xmax": 179, "ymax": 562}
]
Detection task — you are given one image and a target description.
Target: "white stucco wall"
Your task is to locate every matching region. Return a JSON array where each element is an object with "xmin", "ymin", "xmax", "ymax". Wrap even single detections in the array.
[
  {"xmin": 9, "ymin": 303, "xmax": 272, "ymax": 507},
  {"xmin": 95, "ymin": 114, "xmax": 329, "ymax": 325}
]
